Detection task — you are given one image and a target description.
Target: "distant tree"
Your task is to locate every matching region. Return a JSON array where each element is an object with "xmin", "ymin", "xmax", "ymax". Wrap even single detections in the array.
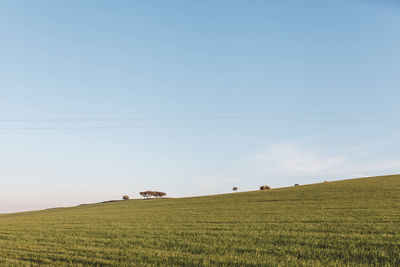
[
  {"xmin": 233, "ymin": 186, "xmax": 238, "ymax": 192},
  {"xmin": 294, "ymin": 184, "xmax": 299, "ymax": 186},
  {"xmin": 259, "ymin": 185, "xmax": 271, "ymax": 190},
  {"xmin": 122, "ymin": 195, "xmax": 130, "ymax": 200},
  {"xmin": 140, "ymin": 191, "xmax": 166, "ymax": 199}
]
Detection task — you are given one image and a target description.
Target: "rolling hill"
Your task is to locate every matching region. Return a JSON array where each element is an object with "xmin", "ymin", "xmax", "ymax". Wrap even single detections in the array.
[{"xmin": 0, "ymin": 175, "xmax": 399, "ymax": 266}]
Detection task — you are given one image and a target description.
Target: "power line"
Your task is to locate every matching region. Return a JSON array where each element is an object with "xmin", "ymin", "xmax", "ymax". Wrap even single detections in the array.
[
  {"xmin": 0, "ymin": 115, "xmax": 319, "ymax": 122},
  {"xmin": 0, "ymin": 110, "xmax": 399, "ymax": 122},
  {"xmin": 0, "ymin": 119, "xmax": 391, "ymax": 130}
]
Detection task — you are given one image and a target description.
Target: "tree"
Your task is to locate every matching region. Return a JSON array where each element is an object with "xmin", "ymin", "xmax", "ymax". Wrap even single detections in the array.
[
  {"xmin": 233, "ymin": 186, "xmax": 238, "ymax": 192},
  {"xmin": 140, "ymin": 191, "xmax": 167, "ymax": 199}
]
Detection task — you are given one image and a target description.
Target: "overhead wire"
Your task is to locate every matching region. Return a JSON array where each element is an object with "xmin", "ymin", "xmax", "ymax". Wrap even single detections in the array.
[
  {"xmin": 0, "ymin": 119, "xmax": 394, "ymax": 130},
  {"xmin": 0, "ymin": 111, "xmax": 398, "ymax": 130}
]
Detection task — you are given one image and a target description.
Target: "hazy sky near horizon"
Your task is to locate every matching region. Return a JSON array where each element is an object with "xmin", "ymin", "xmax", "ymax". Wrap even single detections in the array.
[{"xmin": 1, "ymin": 0, "xmax": 400, "ymax": 213}]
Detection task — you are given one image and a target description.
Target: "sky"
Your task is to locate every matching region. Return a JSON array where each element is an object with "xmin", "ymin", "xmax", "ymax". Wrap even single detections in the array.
[{"xmin": 0, "ymin": 0, "xmax": 400, "ymax": 213}]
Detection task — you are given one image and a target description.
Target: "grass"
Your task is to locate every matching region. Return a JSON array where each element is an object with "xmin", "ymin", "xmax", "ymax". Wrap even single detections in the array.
[{"xmin": 0, "ymin": 175, "xmax": 399, "ymax": 266}]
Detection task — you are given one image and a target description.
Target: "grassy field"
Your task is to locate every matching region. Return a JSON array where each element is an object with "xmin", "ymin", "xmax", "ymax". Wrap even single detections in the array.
[{"xmin": 0, "ymin": 175, "xmax": 399, "ymax": 266}]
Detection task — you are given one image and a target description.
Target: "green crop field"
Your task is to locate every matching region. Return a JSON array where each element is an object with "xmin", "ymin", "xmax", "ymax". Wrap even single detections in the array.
[{"xmin": 0, "ymin": 175, "xmax": 399, "ymax": 266}]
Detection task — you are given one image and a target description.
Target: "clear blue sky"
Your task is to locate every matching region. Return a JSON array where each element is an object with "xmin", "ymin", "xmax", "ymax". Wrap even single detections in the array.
[{"xmin": 1, "ymin": 0, "xmax": 400, "ymax": 213}]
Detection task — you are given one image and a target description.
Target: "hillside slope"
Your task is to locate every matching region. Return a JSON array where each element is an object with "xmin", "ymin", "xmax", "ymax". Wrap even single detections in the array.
[{"xmin": 0, "ymin": 175, "xmax": 399, "ymax": 266}]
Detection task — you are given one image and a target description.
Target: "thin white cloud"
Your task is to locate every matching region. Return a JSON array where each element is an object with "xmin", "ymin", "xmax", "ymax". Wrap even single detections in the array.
[
  {"xmin": 194, "ymin": 140, "xmax": 400, "ymax": 191},
  {"xmin": 246, "ymin": 140, "xmax": 400, "ymax": 180},
  {"xmin": 250, "ymin": 142, "xmax": 344, "ymax": 174}
]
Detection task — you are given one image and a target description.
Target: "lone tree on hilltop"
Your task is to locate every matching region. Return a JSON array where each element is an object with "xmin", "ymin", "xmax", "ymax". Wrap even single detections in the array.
[
  {"xmin": 260, "ymin": 185, "xmax": 271, "ymax": 190},
  {"xmin": 233, "ymin": 186, "xmax": 238, "ymax": 192},
  {"xmin": 139, "ymin": 191, "xmax": 167, "ymax": 199}
]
